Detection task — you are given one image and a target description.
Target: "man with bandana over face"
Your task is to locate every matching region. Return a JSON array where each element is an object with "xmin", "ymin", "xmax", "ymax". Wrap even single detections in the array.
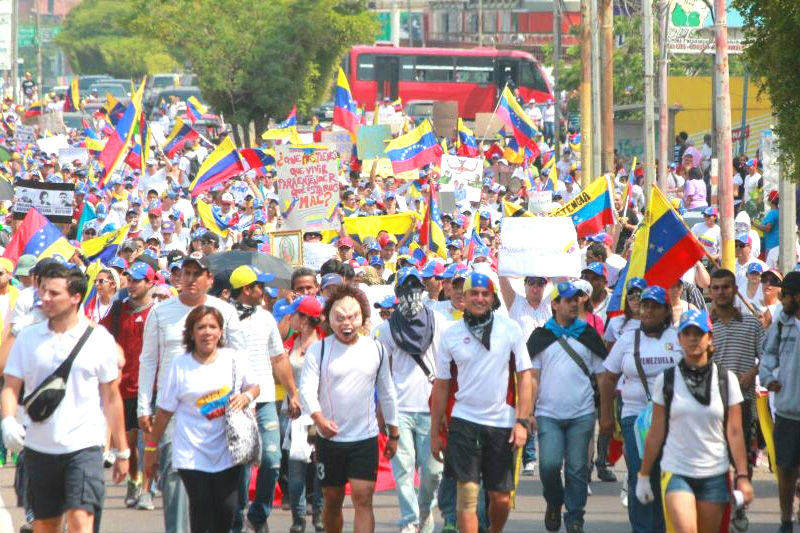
[
  {"xmin": 373, "ymin": 268, "xmax": 447, "ymax": 533},
  {"xmin": 430, "ymin": 271, "xmax": 533, "ymax": 533}
]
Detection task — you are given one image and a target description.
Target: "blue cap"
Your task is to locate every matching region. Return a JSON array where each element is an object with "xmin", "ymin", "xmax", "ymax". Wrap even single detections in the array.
[
  {"xmin": 367, "ymin": 241, "xmax": 381, "ymax": 252},
  {"xmin": 447, "ymin": 240, "xmax": 463, "ymax": 249},
  {"xmin": 587, "ymin": 232, "xmax": 608, "ymax": 243},
  {"xmin": 735, "ymin": 233, "xmax": 752, "ymax": 246},
  {"xmin": 169, "ymin": 260, "xmax": 183, "ymax": 271},
  {"xmin": 627, "ymin": 277, "xmax": 647, "ymax": 291},
  {"xmin": 125, "ymin": 261, "xmax": 155, "ymax": 281},
  {"xmin": 747, "ymin": 262, "xmax": 764, "ymax": 275},
  {"xmin": 421, "ymin": 261, "xmax": 445, "ymax": 279},
  {"xmin": 703, "ymin": 206, "xmax": 719, "ymax": 217},
  {"xmin": 141, "ymin": 249, "xmax": 158, "ymax": 259},
  {"xmin": 554, "ymin": 281, "xmax": 580, "ymax": 299},
  {"xmin": 396, "ymin": 267, "xmax": 423, "ymax": 288},
  {"xmin": 253, "ymin": 198, "xmax": 264, "ymax": 209},
  {"xmin": 374, "ymin": 294, "xmax": 398, "ymax": 309},
  {"xmin": 563, "ymin": 175, "xmax": 573, "ymax": 184},
  {"xmin": 385, "ymin": 191, "xmax": 395, "ymax": 200},
  {"xmin": 264, "ymin": 287, "xmax": 279, "ymax": 299},
  {"xmin": 678, "ymin": 309, "xmax": 713, "ymax": 334},
  {"xmin": 320, "ymin": 273, "xmax": 343, "ymax": 290},
  {"xmin": 271, "ymin": 298, "xmax": 294, "ymax": 323},
  {"xmin": 439, "ymin": 263, "xmax": 458, "ymax": 280},
  {"xmin": 640, "ymin": 286, "xmax": 667, "ymax": 305},
  {"xmin": 479, "ymin": 209, "xmax": 491, "ymax": 219},
  {"xmin": 369, "ymin": 256, "xmax": 384, "ymax": 268},
  {"xmin": 108, "ymin": 256, "xmax": 128, "ymax": 270},
  {"xmin": 583, "ymin": 262, "xmax": 607, "ymax": 279}
]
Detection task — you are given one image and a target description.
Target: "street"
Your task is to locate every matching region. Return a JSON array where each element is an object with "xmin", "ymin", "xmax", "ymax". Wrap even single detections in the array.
[{"xmin": 0, "ymin": 462, "xmax": 782, "ymax": 532}]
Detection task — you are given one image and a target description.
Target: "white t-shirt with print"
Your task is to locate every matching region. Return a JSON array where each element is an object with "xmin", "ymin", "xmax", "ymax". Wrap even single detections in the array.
[
  {"xmin": 603, "ymin": 328, "xmax": 682, "ymax": 418},
  {"xmin": 654, "ymin": 363, "xmax": 743, "ymax": 478},
  {"xmin": 158, "ymin": 348, "xmax": 256, "ymax": 473}
]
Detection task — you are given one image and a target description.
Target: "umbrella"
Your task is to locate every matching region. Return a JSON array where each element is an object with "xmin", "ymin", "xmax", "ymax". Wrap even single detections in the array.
[{"xmin": 205, "ymin": 251, "xmax": 293, "ymax": 289}]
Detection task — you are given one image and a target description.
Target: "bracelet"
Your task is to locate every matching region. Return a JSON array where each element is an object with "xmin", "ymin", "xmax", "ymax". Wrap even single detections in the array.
[
  {"xmin": 113, "ymin": 448, "xmax": 131, "ymax": 460},
  {"xmin": 515, "ymin": 418, "xmax": 531, "ymax": 433},
  {"xmin": 144, "ymin": 446, "xmax": 158, "ymax": 453},
  {"xmin": 735, "ymin": 474, "xmax": 749, "ymax": 482}
]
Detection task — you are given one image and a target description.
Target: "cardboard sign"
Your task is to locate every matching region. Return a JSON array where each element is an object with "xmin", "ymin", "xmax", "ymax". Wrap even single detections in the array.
[
  {"xmin": 15, "ymin": 124, "xmax": 35, "ymax": 144},
  {"xmin": 36, "ymin": 135, "xmax": 69, "ymax": 155},
  {"xmin": 432, "ymin": 101, "xmax": 458, "ymax": 139},
  {"xmin": 320, "ymin": 131, "xmax": 352, "ymax": 169},
  {"xmin": 528, "ymin": 190, "xmax": 554, "ymax": 214},
  {"xmin": 356, "ymin": 124, "xmax": 392, "ymax": 160},
  {"xmin": 473, "ymin": 112, "xmax": 505, "ymax": 139},
  {"xmin": 498, "ymin": 217, "xmax": 581, "ymax": 278},
  {"xmin": 13, "ymin": 179, "xmax": 75, "ymax": 223},
  {"xmin": 439, "ymin": 155, "xmax": 483, "ymax": 190},
  {"xmin": 275, "ymin": 145, "xmax": 340, "ymax": 232}
]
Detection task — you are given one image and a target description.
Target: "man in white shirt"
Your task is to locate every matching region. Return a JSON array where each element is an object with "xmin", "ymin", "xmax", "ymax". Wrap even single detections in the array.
[
  {"xmin": 374, "ymin": 269, "xmax": 445, "ymax": 533},
  {"xmin": 430, "ymin": 272, "xmax": 533, "ymax": 533},
  {"xmin": 138, "ymin": 254, "xmax": 247, "ymax": 533},
  {"xmin": 691, "ymin": 207, "xmax": 722, "ymax": 262},
  {"xmin": 734, "ymin": 234, "xmax": 766, "ymax": 289},
  {"xmin": 229, "ymin": 265, "xmax": 300, "ymax": 533},
  {"xmin": 1, "ymin": 264, "xmax": 129, "ymax": 533},
  {"xmin": 528, "ymin": 282, "xmax": 608, "ymax": 533}
]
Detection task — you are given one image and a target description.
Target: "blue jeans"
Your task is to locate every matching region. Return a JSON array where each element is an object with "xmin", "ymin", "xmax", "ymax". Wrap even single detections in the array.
[
  {"xmin": 390, "ymin": 412, "xmax": 443, "ymax": 532},
  {"xmin": 537, "ymin": 413, "xmax": 595, "ymax": 529},
  {"xmin": 232, "ymin": 402, "xmax": 282, "ymax": 531},
  {"xmin": 522, "ymin": 434, "xmax": 537, "ymax": 464},
  {"xmin": 159, "ymin": 433, "xmax": 190, "ymax": 533},
  {"xmin": 288, "ymin": 459, "xmax": 322, "ymax": 521},
  {"xmin": 437, "ymin": 474, "xmax": 489, "ymax": 529},
  {"xmin": 621, "ymin": 416, "xmax": 665, "ymax": 533}
]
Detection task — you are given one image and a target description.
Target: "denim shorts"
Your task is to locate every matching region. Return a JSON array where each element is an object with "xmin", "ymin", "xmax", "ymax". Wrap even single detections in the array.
[{"xmin": 663, "ymin": 472, "xmax": 729, "ymax": 503}]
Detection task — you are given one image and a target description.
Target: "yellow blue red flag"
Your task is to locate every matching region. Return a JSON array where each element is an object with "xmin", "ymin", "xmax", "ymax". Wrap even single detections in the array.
[
  {"xmin": 189, "ymin": 136, "xmax": 243, "ymax": 197},
  {"xmin": 384, "ymin": 120, "xmax": 443, "ymax": 174},
  {"xmin": 333, "ymin": 68, "xmax": 359, "ymax": 140}
]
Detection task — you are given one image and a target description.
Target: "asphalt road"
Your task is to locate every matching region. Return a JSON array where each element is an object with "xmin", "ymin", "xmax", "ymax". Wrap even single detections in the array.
[{"xmin": 0, "ymin": 462, "xmax": 783, "ymax": 532}]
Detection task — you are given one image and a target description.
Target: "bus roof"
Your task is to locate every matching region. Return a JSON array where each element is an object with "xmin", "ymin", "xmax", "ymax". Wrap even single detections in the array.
[{"xmin": 351, "ymin": 45, "xmax": 538, "ymax": 62}]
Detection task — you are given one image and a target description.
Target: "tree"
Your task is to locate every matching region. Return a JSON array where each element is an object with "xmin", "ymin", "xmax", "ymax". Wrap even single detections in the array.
[{"xmin": 733, "ymin": 0, "xmax": 800, "ymax": 179}]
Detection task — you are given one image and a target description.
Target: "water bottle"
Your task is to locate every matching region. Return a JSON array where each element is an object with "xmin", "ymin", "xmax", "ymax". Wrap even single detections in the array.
[{"xmin": 732, "ymin": 489, "xmax": 745, "ymax": 509}]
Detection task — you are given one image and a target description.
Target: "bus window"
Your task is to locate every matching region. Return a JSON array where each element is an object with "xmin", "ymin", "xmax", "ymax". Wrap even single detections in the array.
[
  {"xmin": 357, "ymin": 54, "xmax": 376, "ymax": 81},
  {"xmin": 399, "ymin": 55, "xmax": 416, "ymax": 81},
  {"xmin": 412, "ymin": 56, "xmax": 454, "ymax": 82},
  {"xmin": 455, "ymin": 56, "xmax": 494, "ymax": 84},
  {"xmin": 520, "ymin": 60, "xmax": 549, "ymax": 94}
]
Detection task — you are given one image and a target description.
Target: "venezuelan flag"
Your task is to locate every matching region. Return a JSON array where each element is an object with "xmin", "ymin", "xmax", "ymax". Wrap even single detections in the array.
[
  {"xmin": 456, "ymin": 118, "xmax": 479, "ymax": 157},
  {"xmin": 103, "ymin": 93, "xmax": 126, "ymax": 126},
  {"xmin": 503, "ymin": 199, "xmax": 535, "ymax": 218},
  {"xmin": 497, "ymin": 86, "xmax": 541, "ymax": 157},
  {"xmin": 465, "ymin": 227, "xmax": 486, "ymax": 262},
  {"xmin": 64, "ymin": 78, "xmax": 80, "ymax": 112},
  {"xmin": 341, "ymin": 212, "xmax": 420, "ymax": 245},
  {"xmin": 2, "ymin": 208, "xmax": 74, "ymax": 263},
  {"xmin": 542, "ymin": 155, "xmax": 558, "ymax": 190},
  {"xmin": 384, "ymin": 120, "xmax": 443, "ymax": 174},
  {"xmin": 24, "ymin": 100, "xmax": 43, "ymax": 119},
  {"xmin": 239, "ymin": 147, "xmax": 275, "ymax": 177},
  {"xmin": 333, "ymin": 68, "xmax": 359, "ymax": 140},
  {"xmin": 418, "ymin": 186, "xmax": 447, "ymax": 259},
  {"xmin": 81, "ymin": 224, "xmax": 130, "ymax": 264},
  {"xmin": 189, "ymin": 136, "xmax": 243, "ymax": 197},
  {"xmin": 163, "ymin": 117, "xmax": 199, "ymax": 158},
  {"xmin": 186, "ymin": 96, "xmax": 207, "ymax": 124},
  {"xmin": 98, "ymin": 79, "xmax": 145, "ymax": 187},
  {"xmin": 277, "ymin": 105, "xmax": 297, "ymax": 129},
  {"xmin": 549, "ymin": 175, "xmax": 615, "ymax": 238},
  {"xmin": 196, "ymin": 199, "xmax": 232, "ymax": 238}
]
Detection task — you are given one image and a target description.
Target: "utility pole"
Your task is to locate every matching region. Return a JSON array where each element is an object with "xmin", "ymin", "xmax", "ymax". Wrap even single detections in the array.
[
  {"xmin": 35, "ymin": 3, "xmax": 41, "ymax": 92},
  {"xmin": 579, "ymin": 0, "xmax": 592, "ymax": 186},
  {"xmin": 779, "ymin": 169, "xmax": 797, "ymax": 274},
  {"xmin": 714, "ymin": 0, "xmax": 734, "ymax": 271},
  {"xmin": 553, "ymin": 0, "xmax": 562, "ymax": 161},
  {"xmin": 657, "ymin": 0, "xmax": 669, "ymax": 188},
  {"xmin": 739, "ymin": 70, "xmax": 749, "ymax": 156},
  {"xmin": 477, "ymin": 0, "xmax": 484, "ymax": 47},
  {"xmin": 391, "ymin": 1, "xmax": 400, "ymax": 47},
  {"xmin": 600, "ymin": 0, "xmax": 614, "ymax": 173},
  {"xmin": 590, "ymin": 0, "xmax": 602, "ymax": 179},
  {"xmin": 407, "ymin": 0, "xmax": 412, "ymax": 47},
  {"xmin": 642, "ymin": 0, "xmax": 656, "ymax": 202},
  {"xmin": 11, "ymin": 0, "xmax": 17, "ymax": 102}
]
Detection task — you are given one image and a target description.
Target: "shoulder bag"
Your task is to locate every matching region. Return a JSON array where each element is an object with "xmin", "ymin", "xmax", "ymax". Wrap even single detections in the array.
[{"xmin": 225, "ymin": 354, "xmax": 262, "ymax": 466}]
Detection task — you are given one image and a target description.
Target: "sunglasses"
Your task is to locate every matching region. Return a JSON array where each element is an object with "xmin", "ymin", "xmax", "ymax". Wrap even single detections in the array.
[
  {"xmin": 735, "ymin": 243, "xmax": 748, "ymax": 249},
  {"xmin": 525, "ymin": 278, "xmax": 547, "ymax": 287}
]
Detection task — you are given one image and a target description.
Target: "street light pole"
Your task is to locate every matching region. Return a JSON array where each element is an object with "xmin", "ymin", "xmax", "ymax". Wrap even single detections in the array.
[
  {"xmin": 643, "ymin": 0, "xmax": 656, "ymax": 203},
  {"xmin": 600, "ymin": 0, "xmax": 614, "ymax": 173},
  {"xmin": 553, "ymin": 0, "xmax": 562, "ymax": 161},
  {"xmin": 590, "ymin": 0, "xmax": 602, "ymax": 179},
  {"xmin": 11, "ymin": 0, "xmax": 17, "ymax": 102},
  {"xmin": 714, "ymin": 0, "xmax": 735, "ymax": 271},
  {"xmin": 579, "ymin": 0, "xmax": 592, "ymax": 186},
  {"xmin": 657, "ymin": 0, "xmax": 669, "ymax": 188}
]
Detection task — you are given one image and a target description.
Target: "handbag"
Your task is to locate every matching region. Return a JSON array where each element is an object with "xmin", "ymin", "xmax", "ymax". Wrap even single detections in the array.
[
  {"xmin": 632, "ymin": 330, "xmax": 653, "ymax": 459},
  {"xmin": 23, "ymin": 326, "xmax": 94, "ymax": 422},
  {"xmin": 224, "ymin": 355, "xmax": 261, "ymax": 466}
]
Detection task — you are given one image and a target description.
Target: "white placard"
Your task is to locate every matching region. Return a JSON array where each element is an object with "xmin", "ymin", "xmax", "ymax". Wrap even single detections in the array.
[
  {"xmin": 528, "ymin": 190, "xmax": 553, "ymax": 214},
  {"xmin": 58, "ymin": 147, "xmax": 89, "ymax": 167},
  {"xmin": 36, "ymin": 135, "xmax": 69, "ymax": 155},
  {"xmin": 440, "ymin": 155, "xmax": 483, "ymax": 190},
  {"xmin": 303, "ymin": 241, "xmax": 337, "ymax": 272},
  {"xmin": 498, "ymin": 217, "xmax": 581, "ymax": 278},
  {"xmin": 15, "ymin": 124, "xmax": 36, "ymax": 144}
]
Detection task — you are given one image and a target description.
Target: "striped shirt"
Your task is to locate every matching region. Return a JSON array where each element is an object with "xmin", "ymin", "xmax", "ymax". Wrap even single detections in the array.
[{"xmin": 711, "ymin": 309, "xmax": 764, "ymax": 399}]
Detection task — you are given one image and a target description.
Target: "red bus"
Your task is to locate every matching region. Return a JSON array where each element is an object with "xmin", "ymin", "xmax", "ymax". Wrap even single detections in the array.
[{"xmin": 343, "ymin": 45, "xmax": 553, "ymax": 120}]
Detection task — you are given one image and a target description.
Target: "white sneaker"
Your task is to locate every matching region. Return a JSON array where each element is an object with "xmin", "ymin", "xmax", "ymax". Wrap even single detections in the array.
[
  {"xmin": 587, "ymin": 483, "xmax": 592, "ymax": 496},
  {"xmin": 399, "ymin": 524, "xmax": 419, "ymax": 533},
  {"xmin": 620, "ymin": 486, "xmax": 628, "ymax": 508},
  {"xmin": 523, "ymin": 462, "xmax": 537, "ymax": 476}
]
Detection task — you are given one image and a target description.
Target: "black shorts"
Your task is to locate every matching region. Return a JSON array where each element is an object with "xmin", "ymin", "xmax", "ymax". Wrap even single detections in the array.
[
  {"xmin": 774, "ymin": 415, "xmax": 800, "ymax": 470},
  {"xmin": 25, "ymin": 445, "xmax": 105, "ymax": 520},
  {"xmin": 123, "ymin": 398, "xmax": 139, "ymax": 431},
  {"xmin": 316, "ymin": 436, "xmax": 378, "ymax": 487},
  {"xmin": 444, "ymin": 417, "xmax": 515, "ymax": 492}
]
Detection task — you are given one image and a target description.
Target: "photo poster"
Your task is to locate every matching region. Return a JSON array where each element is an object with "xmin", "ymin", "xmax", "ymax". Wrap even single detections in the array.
[
  {"xmin": 13, "ymin": 180, "xmax": 75, "ymax": 223},
  {"xmin": 498, "ymin": 217, "xmax": 581, "ymax": 278},
  {"xmin": 275, "ymin": 145, "xmax": 340, "ymax": 231}
]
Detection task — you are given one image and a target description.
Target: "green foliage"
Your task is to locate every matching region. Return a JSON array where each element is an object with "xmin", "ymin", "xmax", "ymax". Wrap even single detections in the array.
[{"xmin": 733, "ymin": 0, "xmax": 800, "ymax": 179}]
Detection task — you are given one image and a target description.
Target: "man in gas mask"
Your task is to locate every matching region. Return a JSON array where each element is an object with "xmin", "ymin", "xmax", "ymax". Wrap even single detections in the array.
[{"xmin": 373, "ymin": 267, "xmax": 446, "ymax": 533}]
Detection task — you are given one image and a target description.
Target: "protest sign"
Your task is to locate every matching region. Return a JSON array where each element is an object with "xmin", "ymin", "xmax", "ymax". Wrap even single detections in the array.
[
  {"xmin": 303, "ymin": 241, "xmax": 337, "ymax": 272},
  {"xmin": 36, "ymin": 135, "xmax": 69, "ymax": 155},
  {"xmin": 528, "ymin": 190, "xmax": 553, "ymax": 214},
  {"xmin": 498, "ymin": 217, "xmax": 580, "ymax": 278},
  {"xmin": 275, "ymin": 145, "xmax": 339, "ymax": 232},
  {"xmin": 15, "ymin": 124, "xmax": 35, "ymax": 144},
  {"xmin": 13, "ymin": 179, "xmax": 75, "ymax": 223},
  {"xmin": 361, "ymin": 158, "xmax": 418, "ymax": 181},
  {"xmin": 58, "ymin": 147, "xmax": 89, "ymax": 167},
  {"xmin": 439, "ymin": 155, "xmax": 483, "ymax": 189},
  {"xmin": 439, "ymin": 190, "xmax": 456, "ymax": 214},
  {"xmin": 320, "ymin": 131, "xmax": 352, "ymax": 167},
  {"xmin": 356, "ymin": 125, "xmax": 392, "ymax": 160},
  {"xmin": 432, "ymin": 101, "xmax": 458, "ymax": 139},
  {"xmin": 474, "ymin": 112, "xmax": 505, "ymax": 139}
]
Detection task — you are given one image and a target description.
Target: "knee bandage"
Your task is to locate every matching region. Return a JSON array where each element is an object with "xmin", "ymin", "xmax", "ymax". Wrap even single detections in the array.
[{"xmin": 456, "ymin": 481, "xmax": 480, "ymax": 512}]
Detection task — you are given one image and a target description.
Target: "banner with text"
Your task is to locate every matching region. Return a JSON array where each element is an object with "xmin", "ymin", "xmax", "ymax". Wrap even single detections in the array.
[
  {"xmin": 275, "ymin": 145, "xmax": 340, "ymax": 232},
  {"xmin": 498, "ymin": 217, "xmax": 581, "ymax": 278}
]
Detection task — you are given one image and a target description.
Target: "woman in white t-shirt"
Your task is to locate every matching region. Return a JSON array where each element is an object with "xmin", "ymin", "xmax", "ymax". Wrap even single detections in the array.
[
  {"xmin": 604, "ymin": 277, "xmax": 646, "ymax": 349},
  {"xmin": 600, "ymin": 286, "xmax": 680, "ymax": 533},
  {"xmin": 144, "ymin": 305, "xmax": 260, "ymax": 533},
  {"xmin": 636, "ymin": 310, "xmax": 753, "ymax": 533}
]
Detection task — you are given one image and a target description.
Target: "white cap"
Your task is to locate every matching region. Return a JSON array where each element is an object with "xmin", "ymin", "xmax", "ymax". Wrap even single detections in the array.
[{"xmin": 221, "ymin": 192, "xmax": 234, "ymax": 204}]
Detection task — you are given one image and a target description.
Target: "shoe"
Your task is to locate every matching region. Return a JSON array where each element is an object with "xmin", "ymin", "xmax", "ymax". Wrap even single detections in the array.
[
  {"xmin": 399, "ymin": 524, "xmax": 418, "ymax": 533},
  {"xmin": 136, "ymin": 490, "xmax": 155, "ymax": 511},
  {"xmin": 778, "ymin": 521, "xmax": 793, "ymax": 533},
  {"xmin": 19, "ymin": 523, "xmax": 32, "ymax": 533},
  {"xmin": 289, "ymin": 518, "xmax": 306, "ymax": 533},
  {"xmin": 620, "ymin": 486, "xmax": 628, "ymax": 508},
  {"xmin": 441, "ymin": 523, "xmax": 457, "ymax": 533},
  {"xmin": 566, "ymin": 523, "xmax": 585, "ymax": 533},
  {"xmin": 523, "ymin": 462, "xmax": 537, "ymax": 476},
  {"xmin": 732, "ymin": 507, "xmax": 749, "ymax": 531},
  {"xmin": 587, "ymin": 483, "xmax": 592, "ymax": 496},
  {"xmin": 313, "ymin": 511, "xmax": 324, "ymax": 532},
  {"xmin": 595, "ymin": 463, "xmax": 618, "ymax": 482},
  {"xmin": 124, "ymin": 480, "xmax": 141, "ymax": 508},
  {"xmin": 544, "ymin": 502, "xmax": 562, "ymax": 531}
]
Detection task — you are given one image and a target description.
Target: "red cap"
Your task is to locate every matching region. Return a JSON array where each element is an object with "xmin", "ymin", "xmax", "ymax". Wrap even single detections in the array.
[
  {"xmin": 338, "ymin": 236, "xmax": 355, "ymax": 249},
  {"xmin": 149, "ymin": 207, "xmax": 162, "ymax": 217},
  {"xmin": 769, "ymin": 190, "xmax": 779, "ymax": 204},
  {"xmin": 297, "ymin": 296, "xmax": 323, "ymax": 318}
]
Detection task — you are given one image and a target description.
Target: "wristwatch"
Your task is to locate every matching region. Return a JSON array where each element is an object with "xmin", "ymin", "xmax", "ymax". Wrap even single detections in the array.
[
  {"xmin": 515, "ymin": 418, "xmax": 531, "ymax": 434},
  {"xmin": 113, "ymin": 448, "xmax": 131, "ymax": 461}
]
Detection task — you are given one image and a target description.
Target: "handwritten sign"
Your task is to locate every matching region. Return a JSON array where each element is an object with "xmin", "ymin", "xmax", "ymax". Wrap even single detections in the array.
[
  {"xmin": 528, "ymin": 190, "xmax": 553, "ymax": 214},
  {"xmin": 58, "ymin": 147, "xmax": 89, "ymax": 167},
  {"xmin": 275, "ymin": 145, "xmax": 339, "ymax": 231},
  {"xmin": 320, "ymin": 131, "xmax": 353, "ymax": 169},
  {"xmin": 356, "ymin": 125, "xmax": 392, "ymax": 160},
  {"xmin": 15, "ymin": 124, "xmax": 35, "ymax": 144},
  {"xmin": 498, "ymin": 217, "xmax": 581, "ymax": 278}
]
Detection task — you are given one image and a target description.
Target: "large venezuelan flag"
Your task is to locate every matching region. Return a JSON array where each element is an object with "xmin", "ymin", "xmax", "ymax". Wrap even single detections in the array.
[
  {"xmin": 496, "ymin": 86, "xmax": 540, "ymax": 157},
  {"xmin": 23, "ymin": 100, "xmax": 43, "ymax": 119},
  {"xmin": 189, "ymin": 136, "xmax": 243, "ymax": 197},
  {"xmin": 549, "ymin": 175, "xmax": 615, "ymax": 238},
  {"xmin": 333, "ymin": 68, "xmax": 359, "ymax": 140},
  {"xmin": 63, "ymin": 78, "xmax": 80, "ymax": 112},
  {"xmin": 163, "ymin": 117, "xmax": 199, "ymax": 158},
  {"xmin": 384, "ymin": 120, "xmax": 443, "ymax": 174},
  {"xmin": 196, "ymin": 199, "xmax": 233, "ymax": 238},
  {"xmin": 2, "ymin": 208, "xmax": 74, "ymax": 263},
  {"xmin": 98, "ymin": 79, "xmax": 145, "ymax": 186}
]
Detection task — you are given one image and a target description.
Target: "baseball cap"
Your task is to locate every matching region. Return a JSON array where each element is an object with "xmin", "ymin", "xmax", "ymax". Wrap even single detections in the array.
[
  {"xmin": 582, "ymin": 262, "xmax": 607, "ymax": 279},
  {"xmin": 320, "ymin": 273, "xmax": 343, "ymax": 290},
  {"xmin": 479, "ymin": 209, "xmax": 491, "ymax": 219},
  {"xmin": 463, "ymin": 271, "xmax": 497, "ymax": 293},
  {"xmin": 182, "ymin": 252, "xmax": 210, "ymax": 272},
  {"xmin": 369, "ymin": 256, "xmax": 384, "ymax": 268},
  {"xmin": 746, "ymin": 262, "xmax": 764, "ymax": 275},
  {"xmin": 221, "ymin": 192, "xmax": 234, "ymax": 204},
  {"xmin": 553, "ymin": 281, "xmax": 580, "ymax": 299},
  {"xmin": 229, "ymin": 265, "xmax": 275, "ymax": 289},
  {"xmin": 769, "ymin": 190, "xmax": 779, "ymax": 204},
  {"xmin": 627, "ymin": 277, "xmax": 647, "ymax": 291},
  {"xmin": 149, "ymin": 207, "xmax": 162, "ymax": 217},
  {"xmin": 366, "ymin": 241, "xmax": 381, "ymax": 253},
  {"xmin": 573, "ymin": 279, "xmax": 592, "ymax": 296},
  {"xmin": 264, "ymin": 287, "xmax": 279, "ymax": 299},
  {"xmin": 396, "ymin": 267, "xmax": 423, "ymax": 288},
  {"xmin": 446, "ymin": 240, "xmax": 463, "ymax": 249},
  {"xmin": 761, "ymin": 268, "xmax": 783, "ymax": 285},
  {"xmin": 125, "ymin": 261, "xmax": 156, "ymax": 281},
  {"xmin": 338, "ymin": 236, "xmax": 355, "ymax": 249},
  {"xmin": 374, "ymin": 295, "xmax": 398, "ymax": 309},
  {"xmin": 703, "ymin": 206, "xmax": 719, "ymax": 218},
  {"xmin": 378, "ymin": 233, "xmax": 397, "ymax": 248},
  {"xmin": 735, "ymin": 234, "xmax": 752, "ymax": 246},
  {"xmin": 421, "ymin": 261, "xmax": 446, "ymax": 279},
  {"xmin": 14, "ymin": 254, "xmax": 37, "ymax": 276},
  {"xmin": 587, "ymin": 232, "xmax": 612, "ymax": 246},
  {"xmin": 296, "ymin": 296, "xmax": 324, "ymax": 318},
  {"xmin": 108, "ymin": 256, "xmax": 128, "ymax": 271},
  {"xmin": 678, "ymin": 309, "xmax": 713, "ymax": 334},
  {"xmin": 640, "ymin": 286, "xmax": 667, "ymax": 305}
]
